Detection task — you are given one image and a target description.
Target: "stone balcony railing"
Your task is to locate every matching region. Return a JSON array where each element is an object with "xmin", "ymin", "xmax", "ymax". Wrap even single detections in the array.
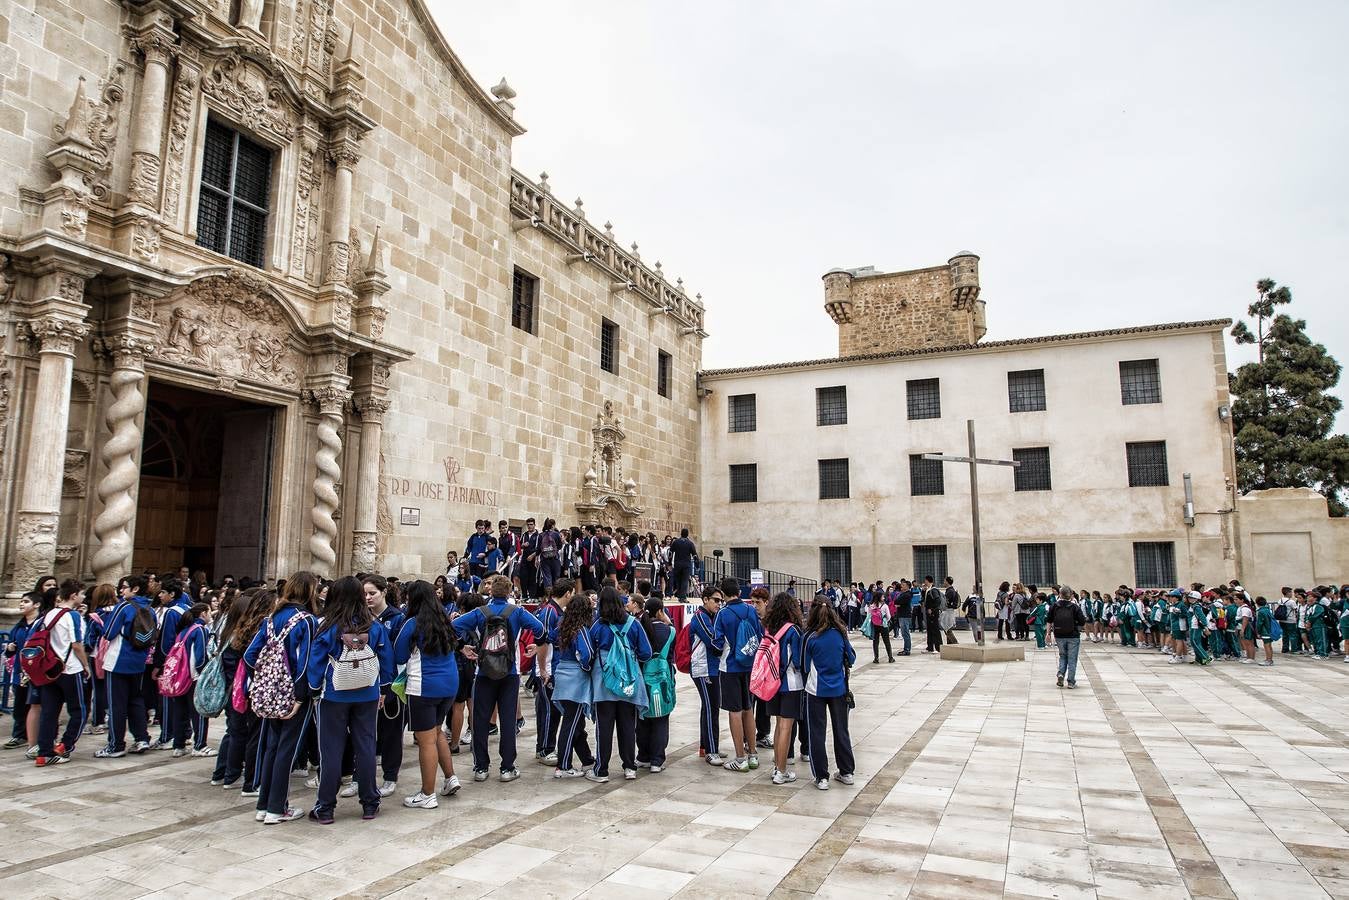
[{"xmin": 509, "ymin": 170, "xmax": 706, "ymax": 335}]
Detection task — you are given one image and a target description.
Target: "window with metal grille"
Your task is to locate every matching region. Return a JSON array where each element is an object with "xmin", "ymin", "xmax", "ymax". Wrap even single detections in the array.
[
  {"xmin": 1013, "ymin": 447, "xmax": 1052, "ymax": 491},
  {"xmin": 1133, "ymin": 541, "xmax": 1177, "ymax": 588},
  {"xmin": 657, "ymin": 350, "xmax": 671, "ymax": 398},
  {"xmin": 1007, "ymin": 369, "xmax": 1046, "ymax": 412},
  {"xmin": 1018, "ymin": 543, "xmax": 1058, "ymax": 585},
  {"xmin": 511, "ymin": 268, "xmax": 537, "ymax": 334},
  {"xmin": 196, "ymin": 119, "xmax": 272, "ymax": 268},
  {"xmin": 730, "ymin": 547, "xmax": 759, "ymax": 581},
  {"xmin": 912, "ymin": 545, "xmax": 948, "ymax": 584},
  {"xmin": 816, "ymin": 385, "xmax": 847, "ymax": 426},
  {"xmin": 1126, "ymin": 440, "xmax": 1169, "ymax": 487},
  {"xmin": 600, "ymin": 318, "xmax": 619, "ymax": 374},
  {"xmin": 818, "ymin": 458, "xmax": 850, "ymax": 499},
  {"xmin": 906, "ymin": 378, "xmax": 941, "ymax": 420},
  {"xmin": 728, "ymin": 394, "xmax": 757, "ymax": 433},
  {"xmin": 820, "ymin": 547, "xmax": 852, "ymax": 585},
  {"xmin": 1119, "ymin": 359, "xmax": 1162, "ymax": 405},
  {"xmin": 909, "ymin": 454, "xmax": 945, "ymax": 496},
  {"xmin": 729, "ymin": 464, "xmax": 758, "ymax": 503}
]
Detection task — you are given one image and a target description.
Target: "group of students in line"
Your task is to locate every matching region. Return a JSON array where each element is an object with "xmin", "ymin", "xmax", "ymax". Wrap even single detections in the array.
[{"xmin": 3, "ymin": 567, "xmax": 862, "ymax": 825}]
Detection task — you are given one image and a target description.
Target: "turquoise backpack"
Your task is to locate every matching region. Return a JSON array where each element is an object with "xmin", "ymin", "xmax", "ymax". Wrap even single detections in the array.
[
  {"xmin": 642, "ymin": 630, "xmax": 676, "ymax": 719},
  {"xmin": 601, "ymin": 618, "xmax": 640, "ymax": 700}
]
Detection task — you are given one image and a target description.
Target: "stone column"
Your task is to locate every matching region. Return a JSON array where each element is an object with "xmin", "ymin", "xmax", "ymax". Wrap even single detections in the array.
[
  {"xmin": 349, "ymin": 395, "xmax": 388, "ymax": 573},
  {"xmin": 13, "ymin": 314, "xmax": 91, "ymax": 589},
  {"xmin": 127, "ymin": 27, "xmax": 176, "ymax": 208},
  {"xmin": 306, "ymin": 386, "xmax": 349, "ymax": 577},
  {"xmin": 322, "ymin": 138, "xmax": 359, "ymax": 286},
  {"xmin": 90, "ymin": 335, "xmax": 150, "ymax": 583}
]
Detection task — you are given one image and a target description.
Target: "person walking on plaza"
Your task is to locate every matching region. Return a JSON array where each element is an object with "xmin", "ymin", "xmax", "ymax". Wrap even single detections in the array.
[
  {"xmin": 801, "ymin": 600, "xmax": 855, "ymax": 790},
  {"xmin": 33, "ymin": 580, "xmax": 91, "ymax": 766},
  {"xmin": 1051, "ymin": 590, "xmax": 1085, "ymax": 688},
  {"xmin": 922, "ymin": 577, "xmax": 943, "ymax": 653},
  {"xmin": 1030, "ymin": 593, "xmax": 1049, "ymax": 650},
  {"xmin": 690, "ymin": 584, "xmax": 724, "ymax": 764},
  {"xmin": 866, "ymin": 594, "xmax": 894, "ymax": 663},
  {"xmin": 95, "ymin": 575, "xmax": 156, "ymax": 758}
]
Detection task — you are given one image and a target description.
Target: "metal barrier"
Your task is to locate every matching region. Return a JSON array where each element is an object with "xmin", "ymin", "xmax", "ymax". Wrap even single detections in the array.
[{"xmin": 698, "ymin": 557, "xmax": 818, "ymax": 601}]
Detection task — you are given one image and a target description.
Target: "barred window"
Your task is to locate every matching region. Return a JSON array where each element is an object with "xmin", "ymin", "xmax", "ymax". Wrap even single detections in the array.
[
  {"xmin": 1013, "ymin": 447, "xmax": 1052, "ymax": 491},
  {"xmin": 730, "ymin": 547, "xmax": 759, "ymax": 581},
  {"xmin": 1133, "ymin": 542, "xmax": 1177, "ymax": 588},
  {"xmin": 657, "ymin": 350, "xmax": 671, "ymax": 398},
  {"xmin": 1126, "ymin": 441, "xmax": 1169, "ymax": 487},
  {"xmin": 1018, "ymin": 543, "xmax": 1058, "ymax": 585},
  {"xmin": 196, "ymin": 119, "xmax": 272, "ymax": 268},
  {"xmin": 906, "ymin": 378, "xmax": 941, "ymax": 420},
  {"xmin": 728, "ymin": 394, "xmax": 757, "ymax": 433},
  {"xmin": 816, "ymin": 386, "xmax": 848, "ymax": 426},
  {"xmin": 600, "ymin": 319, "xmax": 619, "ymax": 374},
  {"xmin": 1120, "ymin": 359, "xmax": 1162, "ymax": 405},
  {"xmin": 820, "ymin": 547, "xmax": 852, "ymax": 585},
  {"xmin": 729, "ymin": 464, "xmax": 758, "ymax": 503},
  {"xmin": 511, "ymin": 268, "xmax": 538, "ymax": 334},
  {"xmin": 909, "ymin": 454, "xmax": 945, "ymax": 496},
  {"xmin": 912, "ymin": 545, "xmax": 948, "ymax": 584},
  {"xmin": 818, "ymin": 458, "xmax": 850, "ymax": 499},
  {"xmin": 1007, "ymin": 369, "xmax": 1046, "ymax": 413}
]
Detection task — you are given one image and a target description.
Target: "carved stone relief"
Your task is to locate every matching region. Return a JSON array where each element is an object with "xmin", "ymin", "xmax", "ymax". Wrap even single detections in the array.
[
  {"xmin": 161, "ymin": 65, "xmax": 199, "ymax": 222},
  {"xmin": 289, "ymin": 136, "xmax": 321, "ymax": 279},
  {"xmin": 200, "ymin": 53, "xmax": 296, "ymax": 141}
]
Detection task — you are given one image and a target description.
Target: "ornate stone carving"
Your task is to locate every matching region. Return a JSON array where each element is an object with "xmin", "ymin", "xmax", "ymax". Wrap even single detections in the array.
[
  {"xmin": 58, "ymin": 187, "xmax": 93, "ymax": 238},
  {"xmin": 289, "ymin": 137, "xmax": 320, "ymax": 278},
  {"xmin": 63, "ymin": 448, "xmax": 89, "ymax": 497},
  {"xmin": 371, "ymin": 361, "xmax": 390, "ymax": 387},
  {"xmin": 354, "ymin": 395, "xmax": 389, "ymax": 423},
  {"xmin": 12, "ymin": 512, "xmax": 59, "ymax": 590},
  {"xmin": 130, "ymin": 31, "xmax": 177, "ymax": 66},
  {"xmin": 575, "ymin": 401, "xmax": 643, "ymax": 526},
  {"xmin": 130, "ymin": 291, "xmax": 156, "ymax": 320},
  {"xmin": 162, "ymin": 65, "xmax": 198, "ymax": 222},
  {"xmin": 291, "ymin": 0, "xmax": 309, "ymax": 64},
  {"xmin": 239, "ymin": 0, "xmax": 265, "ymax": 33},
  {"xmin": 200, "ymin": 53, "xmax": 296, "ymax": 141},
  {"xmin": 130, "ymin": 216, "xmax": 162, "ymax": 262},
  {"xmin": 0, "ymin": 370, "xmax": 11, "ymax": 459},
  {"xmin": 350, "ymin": 531, "xmax": 376, "ymax": 574},
  {"xmin": 0, "ymin": 254, "xmax": 13, "ymax": 304},
  {"xmin": 53, "ymin": 65, "xmax": 126, "ymax": 178},
  {"xmin": 28, "ymin": 317, "xmax": 91, "ymax": 356},
  {"xmin": 129, "ymin": 151, "xmax": 161, "ymax": 206},
  {"xmin": 154, "ymin": 271, "xmax": 302, "ymax": 387},
  {"xmin": 323, "ymin": 239, "xmax": 349, "ymax": 285},
  {"xmin": 305, "ymin": 386, "xmax": 348, "ymax": 576},
  {"xmin": 375, "ymin": 449, "xmax": 392, "ymax": 568}
]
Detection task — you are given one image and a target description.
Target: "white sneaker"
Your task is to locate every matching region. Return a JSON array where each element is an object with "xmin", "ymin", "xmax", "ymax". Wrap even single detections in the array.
[
  {"xmin": 815, "ymin": 778, "xmax": 830, "ymax": 790},
  {"xmin": 704, "ymin": 753, "xmax": 725, "ymax": 766},
  {"xmin": 171, "ymin": 749, "xmax": 188, "ymax": 758},
  {"xmin": 403, "ymin": 791, "xmax": 438, "ymax": 809},
  {"xmin": 649, "ymin": 765, "xmax": 663, "ymax": 774},
  {"xmin": 24, "ymin": 746, "xmax": 39, "ymax": 759},
  {"xmin": 835, "ymin": 773, "xmax": 855, "ymax": 785},
  {"xmin": 305, "ymin": 774, "xmax": 320, "ymax": 789},
  {"xmin": 440, "ymin": 775, "xmax": 462, "ymax": 796},
  {"xmin": 541, "ymin": 752, "xmax": 558, "ymax": 765},
  {"xmin": 1239, "ymin": 658, "xmax": 1253, "ymax": 664},
  {"xmin": 585, "ymin": 771, "xmax": 609, "ymax": 783},
  {"xmin": 772, "ymin": 769, "xmax": 797, "ymax": 785},
  {"xmin": 623, "ymin": 768, "xmax": 637, "ymax": 780},
  {"xmin": 193, "ymin": 747, "xmax": 217, "ymax": 757},
  {"xmin": 554, "ymin": 768, "xmax": 581, "ymax": 778},
  {"xmin": 378, "ymin": 781, "xmax": 397, "ymax": 797},
  {"xmin": 255, "ymin": 810, "xmax": 267, "ymax": 822},
  {"xmin": 499, "ymin": 769, "xmax": 520, "ymax": 783},
  {"xmin": 339, "ymin": 781, "xmax": 360, "ymax": 798},
  {"xmin": 473, "ymin": 770, "xmax": 488, "ymax": 782},
  {"xmin": 263, "ymin": 807, "xmax": 302, "ymax": 824}
]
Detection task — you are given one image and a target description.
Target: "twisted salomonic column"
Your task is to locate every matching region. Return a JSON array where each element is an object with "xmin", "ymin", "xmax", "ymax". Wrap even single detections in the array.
[
  {"xmin": 91, "ymin": 337, "xmax": 148, "ymax": 582},
  {"xmin": 350, "ymin": 395, "xmax": 388, "ymax": 573},
  {"xmin": 307, "ymin": 387, "xmax": 348, "ymax": 577},
  {"xmin": 13, "ymin": 313, "xmax": 91, "ymax": 588}
]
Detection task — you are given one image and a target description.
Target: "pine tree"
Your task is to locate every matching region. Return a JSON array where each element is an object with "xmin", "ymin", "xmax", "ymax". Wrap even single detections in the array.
[{"xmin": 1230, "ymin": 279, "xmax": 1349, "ymax": 515}]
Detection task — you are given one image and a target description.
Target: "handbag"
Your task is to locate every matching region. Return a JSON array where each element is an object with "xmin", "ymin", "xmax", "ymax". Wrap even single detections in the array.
[{"xmin": 843, "ymin": 664, "xmax": 855, "ymax": 710}]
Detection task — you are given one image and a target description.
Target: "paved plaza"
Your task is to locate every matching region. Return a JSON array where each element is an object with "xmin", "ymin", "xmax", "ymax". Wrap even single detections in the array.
[{"xmin": 1, "ymin": 640, "xmax": 1347, "ymax": 899}]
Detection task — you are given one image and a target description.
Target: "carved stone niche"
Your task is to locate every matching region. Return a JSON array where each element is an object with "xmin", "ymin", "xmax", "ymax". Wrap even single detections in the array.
[
  {"xmin": 152, "ymin": 269, "xmax": 306, "ymax": 388},
  {"xmin": 575, "ymin": 401, "xmax": 643, "ymax": 526}
]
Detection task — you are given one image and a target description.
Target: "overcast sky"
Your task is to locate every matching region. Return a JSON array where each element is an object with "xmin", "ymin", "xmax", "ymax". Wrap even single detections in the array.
[{"xmin": 438, "ymin": 0, "xmax": 1348, "ymax": 411}]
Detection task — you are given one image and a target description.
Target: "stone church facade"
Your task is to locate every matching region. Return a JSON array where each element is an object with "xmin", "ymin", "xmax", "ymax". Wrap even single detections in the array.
[{"xmin": 0, "ymin": 0, "xmax": 704, "ymax": 602}]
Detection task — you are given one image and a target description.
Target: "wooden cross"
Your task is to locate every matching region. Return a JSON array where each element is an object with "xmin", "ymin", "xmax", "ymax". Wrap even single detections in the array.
[{"xmin": 923, "ymin": 420, "xmax": 1019, "ymax": 641}]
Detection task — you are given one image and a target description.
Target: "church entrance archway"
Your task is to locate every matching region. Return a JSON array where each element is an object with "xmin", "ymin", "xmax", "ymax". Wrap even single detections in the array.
[{"xmin": 133, "ymin": 381, "xmax": 277, "ymax": 581}]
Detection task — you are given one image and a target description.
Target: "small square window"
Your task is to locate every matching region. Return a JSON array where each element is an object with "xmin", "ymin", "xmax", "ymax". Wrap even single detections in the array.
[
  {"xmin": 728, "ymin": 394, "xmax": 757, "ymax": 433},
  {"xmin": 1120, "ymin": 359, "xmax": 1162, "ymax": 405},
  {"xmin": 912, "ymin": 545, "xmax": 948, "ymax": 584},
  {"xmin": 820, "ymin": 547, "xmax": 852, "ymax": 585},
  {"xmin": 600, "ymin": 319, "xmax": 619, "ymax": 374},
  {"xmin": 816, "ymin": 386, "xmax": 847, "ymax": 426},
  {"xmin": 1008, "ymin": 369, "xmax": 1046, "ymax": 413},
  {"xmin": 729, "ymin": 464, "xmax": 758, "ymax": 503},
  {"xmin": 907, "ymin": 378, "xmax": 941, "ymax": 420},
  {"xmin": 818, "ymin": 458, "xmax": 850, "ymax": 499},
  {"xmin": 1126, "ymin": 441, "xmax": 1169, "ymax": 487},
  {"xmin": 1013, "ymin": 447, "xmax": 1052, "ymax": 491},
  {"xmin": 1133, "ymin": 542, "xmax": 1176, "ymax": 588},
  {"xmin": 657, "ymin": 350, "xmax": 671, "ymax": 398},
  {"xmin": 909, "ymin": 454, "xmax": 945, "ymax": 496},
  {"xmin": 1018, "ymin": 543, "xmax": 1058, "ymax": 585},
  {"xmin": 511, "ymin": 268, "xmax": 538, "ymax": 334}
]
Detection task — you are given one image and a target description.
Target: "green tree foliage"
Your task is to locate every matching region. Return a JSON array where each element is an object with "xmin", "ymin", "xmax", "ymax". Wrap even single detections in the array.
[{"xmin": 1230, "ymin": 279, "xmax": 1349, "ymax": 515}]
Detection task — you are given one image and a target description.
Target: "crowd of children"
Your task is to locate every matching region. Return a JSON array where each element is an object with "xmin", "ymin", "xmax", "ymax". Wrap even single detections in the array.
[{"xmin": 2, "ymin": 569, "xmax": 859, "ymax": 824}]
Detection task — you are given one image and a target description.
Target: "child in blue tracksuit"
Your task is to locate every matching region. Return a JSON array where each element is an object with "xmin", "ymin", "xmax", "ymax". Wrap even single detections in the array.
[
  {"xmin": 96, "ymin": 576, "xmax": 156, "ymax": 758},
  {"xmin": 169, "ymin": 604, "xmax": 211, "ymax": 756},
  {"xmin": 451, "ymin": 577, "xmax": 545, "ymax": 781},
  {"xmin": 550, "ymin": 589, "xmax": 596, "ymax": 777},
  {"xmin": 154, "ymin": 578, "xmax": 193, "ymax": 749},
  {"xmin": 532, "ymin": 584, "xmax": 566, "ymax": 762},
  {"xmin": 307, "ymin": 576, "xmax": 394, "ymax": 823},
  {"xmin": 712, "ymin": 578, "xmax": 762, "ymax": 771},
  {"xmin": 393, "ymin": 579, "xmax": 462, "ymax": 809},
  {"xmin": 243, "ymin": 578, "xmax": 316, "ymax": 824},
  {"xmin": 761, "ymin": 593, "xmax": 805, "ymax": 785},
  {"xmin": 689, "ymin": 585, "xmax": 723, "ymax": 763},
  {"xmin": 3, "ymin": 594, "xmax": 40, "ymax": 749},
  {"xmin": 801, "ymin": 600, "xmax": 856, "ymax": 789},
  {"xmin": 586, "ymin": 587, "xmax": 652, "ymax": 782},
  {"xmin": 363, "ymin": 575, "xmax": 406, "ymax": 797}
]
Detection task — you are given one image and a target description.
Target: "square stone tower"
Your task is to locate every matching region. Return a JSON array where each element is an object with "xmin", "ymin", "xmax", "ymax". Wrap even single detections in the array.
[{"xmin": 823, "ymin": 252, "xmax": 986, "ymax": 357}]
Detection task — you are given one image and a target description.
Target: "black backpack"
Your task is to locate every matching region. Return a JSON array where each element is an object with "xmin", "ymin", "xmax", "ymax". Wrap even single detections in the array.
[
  {"xmin": 127, "ymin": 603, "xmax": 160, "ymax": 651},
  {"xmin": 944, "ymin": 587, "xmax": 959, "ymax": 610},
  {"xmin": 477, "ymin": 606, "xmax": 516, "ymax": 680}
]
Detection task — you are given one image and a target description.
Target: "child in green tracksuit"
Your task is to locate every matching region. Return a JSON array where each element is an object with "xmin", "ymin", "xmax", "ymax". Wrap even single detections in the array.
[
  {"xmin": 1031, "ymin": 596, "xmax": 1048, "ymax": 649},
  {"xmin": 1255, "ymin": 598, "xmax": 1275, "ymax": 667},
  {"xmin": 1338, "ymin": 594, "xmax": 1349, "ymax": 663},
  {"xmin": 1167, "ymin": 593, "xmax": 1190, "ymax": 663},
  {"xmin": 1189, "ymin": 602, "xmax": 1212, "ymax": 665},
  {"xmin": 1308, "ymin": 595, "xmax": 1329, "ymax": 659},
  {"xmin": 1118, "ymin": 599, "xmax": 1135, "ymax": 647}
]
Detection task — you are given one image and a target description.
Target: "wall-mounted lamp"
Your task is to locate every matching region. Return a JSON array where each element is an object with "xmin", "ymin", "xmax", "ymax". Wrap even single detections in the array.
[{"xmin": 1217, "ymin": 404, "xmax": 1230, "ymax": 421}]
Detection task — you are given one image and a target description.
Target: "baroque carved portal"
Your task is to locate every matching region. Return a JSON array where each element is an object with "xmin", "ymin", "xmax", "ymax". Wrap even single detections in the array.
[
  {"xmin": 154, "ymin": 270, "xmax": 303, "ymax": 387},
  {"xmin": 575, "ymin": 401, "xmax": 643, "ymax": 526}
]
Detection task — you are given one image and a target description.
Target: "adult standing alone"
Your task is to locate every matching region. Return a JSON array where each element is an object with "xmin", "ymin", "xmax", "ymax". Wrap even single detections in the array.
[
  {"xmin": 1051, "ymin": 590, "xmax": 1086, "ymax": 688},
  {"xmin": 922, "ymin": 577, "xmax": 943, "ymax": 654},
  {"xmin": 670, "ymin": 529, "xmax": 697, "ymax": 600}
]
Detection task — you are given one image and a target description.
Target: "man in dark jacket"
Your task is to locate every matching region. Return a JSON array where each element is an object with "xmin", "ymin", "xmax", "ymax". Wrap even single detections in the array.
[
  {"xmin": 1052, "ymin": 589, "xmax": 1087, "ymax": 688},
  {"xmin": 922, "ymin": 577, "xmax": 943, "ymax": 653}
]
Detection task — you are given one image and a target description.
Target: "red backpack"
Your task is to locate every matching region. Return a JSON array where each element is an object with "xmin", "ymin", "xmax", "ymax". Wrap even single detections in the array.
[
  {"xmin": 673, "ymin": 625, "xmax": 692, "ymax": 674},
  {"xmin": 20, "ymin": 609, "xmax": 75, "ymax": 686}
]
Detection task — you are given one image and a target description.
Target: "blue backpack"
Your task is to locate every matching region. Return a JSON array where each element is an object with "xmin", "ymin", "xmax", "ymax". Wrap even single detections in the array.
[
  {"xmin": 193, "ymin": 633, "xmax": 227, "ymax": 718},
  {"xmin": 733, "ymin": 614, "xmax": 760, "ymax": 668},
  {"xmin": 601, "ymin": 619, "xmax": 640, "ymax": 699},
  {"xmin": 1269, "ymin": 618, "xmax": 1283, "ymax": 642}
]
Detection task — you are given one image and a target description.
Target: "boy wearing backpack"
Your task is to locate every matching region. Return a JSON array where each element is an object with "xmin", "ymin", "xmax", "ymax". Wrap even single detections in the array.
[
  {"xmin": 153, "ymin": 577, "xmax": 194, "ymax": 750},
  {"xmin": 531, "ymin": 580, "xmax": 567, "ymax": 765},
  {"xmin": 95, "ymin": 575, "xmax": 158, "ymax": 758},
  {"xmin": 165, "ymin": 604, "xmax": 212, "ymax": 758},
  {"xmin": 635, "ymin": 597, "xmax": 676, "ymax": 773},
  {"xmin": 712, "ymin": 576, "xmax": 763, "ymax": 773},
  {"xmin": 451, "ymin": 576, "xmax": 545, "ymax": 783},
  {"xmin": 31, "ymin": 580, "xmax": 92, "ymax": 766},
  {"xmin": 688, "ymin": 585, "xmax": 724, "ymax": 764}
]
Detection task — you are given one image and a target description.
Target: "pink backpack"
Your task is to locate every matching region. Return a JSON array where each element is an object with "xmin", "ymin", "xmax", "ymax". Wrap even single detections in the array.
[
  {"xmin": 157, "ymin": 624, "xmax": 200, "ymax": 697},
  {"xmin": 231, "ymin": 659, "xmax": 249, "ymax": 714},
  {"xmin": 750, "ymin": 623, "xmax": 793, "ymax": 702}
]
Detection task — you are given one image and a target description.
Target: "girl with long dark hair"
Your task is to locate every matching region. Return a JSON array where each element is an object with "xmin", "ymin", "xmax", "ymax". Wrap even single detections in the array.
[
  {"xmin": 217, "ymin": 587, "xmax": 270, "ymax": 793},
  {"xmin": 801, "ymin": 600, "xmax": 855, "ymax": 790},
  {"xmin": 393, "ymin": 580, "xmax": 461, "ymax": 808},
  {"xmin": 586, "ymin": 586, "xmax": 652, "ymax": 782},
  {"xmin": 762, "ymin": 592, "xmax": 805, "ymax": 785},
  {"xmin": 551, "ymin": 587, "xmax": 596, "ymax": 777}
]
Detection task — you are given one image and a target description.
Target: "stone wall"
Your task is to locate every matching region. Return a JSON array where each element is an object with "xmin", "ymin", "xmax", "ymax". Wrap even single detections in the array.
[
  {"xmin": 1235, "ymin": 488, "xmax": 1349, "ymax": 598},
  {"xmin": 826, "ymin": 254, "xmax": 986, "ymax": 358}
]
